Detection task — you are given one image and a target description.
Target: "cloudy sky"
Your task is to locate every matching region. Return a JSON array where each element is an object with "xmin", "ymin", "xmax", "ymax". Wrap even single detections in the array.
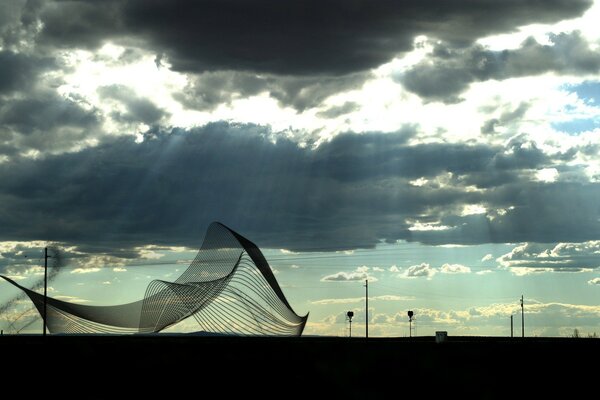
[{"xmin": 1, "ymin": 0, "xmax": 599, "ymax": 337}]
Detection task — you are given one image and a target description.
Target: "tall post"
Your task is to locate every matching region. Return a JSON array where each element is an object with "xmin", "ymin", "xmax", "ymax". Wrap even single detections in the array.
[
  {"xmin": 43, "ymin": 247, "xmax": 48, "ymax": 337},
  {"xmin": 520, "ymin": 295, "xmax": 524, "ymax": 338},
  {"xmin": 365, "ymin": 279, "xmax": 368, "ymax": 339},
  {"xmin": 510, "ymin": 315, "xmax": 513, "ymax": 338},
  {"xmin": 349, "ymin": 319, "xmax": 352, "ymax": 338},
  {"xmin": 409, "ymin": 318, "xmax": 412, "ymax": 338}
]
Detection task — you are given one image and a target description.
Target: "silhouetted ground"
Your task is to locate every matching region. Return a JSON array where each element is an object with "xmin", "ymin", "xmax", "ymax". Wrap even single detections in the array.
[{"xmin": 2, "ymin": 335, "xmax": 598, "ymax": 398}]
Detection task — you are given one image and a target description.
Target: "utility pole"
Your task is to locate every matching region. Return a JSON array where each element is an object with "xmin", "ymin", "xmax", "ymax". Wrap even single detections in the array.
[
  {"xmin": 510, "ymin": 315, "xmax": 513, "ymax": 338},
  {"xmin": 520, "ymin": 295, "xmax": 524, "ymax": 338},
  {"xmin": 43, "ymin": 247, "xmax": 48, "ymax": 337},
  {"xmin": 364, "ymin": 279, "xmax": 368, "ymax": 339}
]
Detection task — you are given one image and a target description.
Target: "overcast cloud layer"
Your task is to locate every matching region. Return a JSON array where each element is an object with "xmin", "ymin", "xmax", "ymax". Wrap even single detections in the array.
[
  {"xmin": 1, "ymin": 123, "xmax": 598, "ymax": 254},
  {"xmin": 399, "ymin": 31, "xmax": 600, "ymax": 102},
  {"xmin": 0, "ymin": 0, "xmax": 599, "ymax": 262},
  {"xmin": 0, "ymin": 0, "xmax": 595, "ymax": 116},
  {"xmin": 35, "ymin": 0, "xmax": 591, "ymax": 75}
]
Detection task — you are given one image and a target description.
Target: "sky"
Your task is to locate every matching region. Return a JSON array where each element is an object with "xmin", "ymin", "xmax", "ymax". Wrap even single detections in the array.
[{"xmin": 0, "ymin": 0, "xmax": 599, "ymax": 337}]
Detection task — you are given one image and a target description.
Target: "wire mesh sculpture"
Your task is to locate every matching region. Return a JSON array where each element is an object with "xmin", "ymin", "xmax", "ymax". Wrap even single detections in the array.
[{"xmin": 0, "ymin": 222, "xmax": 308, "ymax": 335}]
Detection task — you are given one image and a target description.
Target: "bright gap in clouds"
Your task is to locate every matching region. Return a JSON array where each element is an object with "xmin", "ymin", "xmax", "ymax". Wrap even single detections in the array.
[
  {"xmin": 58, "ymin": 44, "xmax": 203, "ymax": 135},
  {"xmin": 54, "ymin": 34, "xmax": 600, "ymax": 151},
  {"xmin": 477, "ymin": 0, "xmax": 600, "ymax": 50}
]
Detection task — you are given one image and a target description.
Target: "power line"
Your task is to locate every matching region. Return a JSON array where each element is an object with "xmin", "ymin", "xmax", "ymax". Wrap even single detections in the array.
[{"xmin": 3, "ymin": 261, "xmax": 505, "ymax": 273}]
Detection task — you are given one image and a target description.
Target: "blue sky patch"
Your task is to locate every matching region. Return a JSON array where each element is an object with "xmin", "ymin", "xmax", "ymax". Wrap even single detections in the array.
[
  {"xmin": 552, "ymin": 118, "xmax": 600, "ymax": 134},
  {"xmin": 567, "ymin": 81, "xmax": 600, "ymax": 104}
]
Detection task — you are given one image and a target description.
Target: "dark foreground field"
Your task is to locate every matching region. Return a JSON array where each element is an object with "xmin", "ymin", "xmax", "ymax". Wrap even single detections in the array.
[{"xmin": 3, "ymin": 335, "xmax": 598, "ymax": 398}]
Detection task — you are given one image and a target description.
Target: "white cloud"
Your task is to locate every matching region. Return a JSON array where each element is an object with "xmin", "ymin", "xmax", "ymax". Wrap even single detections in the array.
[
  {"xmin": 498, "ymin": 241, "xmax": 600, "ymax": 272},
  {"xmin": 321, "ymin": 265, "xmax": 380, "ymax": 282},
  {"xmin": 68, "ymin": 253, "xmax": 128, "ymax": 271},
  {"xmin": 310, "ymin": 301, "xmax": 600, "ymax": 337},
  {"xmin": 440, "ymin": 263, "xmax": 471, "ymax": 274},
  {"xmin": 373, "ymin": 267, "xmax": 384, "ymax": 272},
  {"xmin": 461, "ymin": 204, "xmax": 486, "ymax": 216},
  {"xmin": 476, "ymin": 270, "xmax": 494, "ymax": 275},
  {"xmin": 321, "ymin": 270, "xmax": 377, "ymax": 282},
  {"xmin": 374, "ymin": 295, "xmax": 415, "ymax": 301},
  {"xmin": 535, "ymin": 167, "xmax": 559, "ymax": 183},
  {"xmin": 404, "ymin": 263, "xmax": 437, "ymax": 279},
  {"xmin": 2, "ymin": 274, "xmax": 27, "ymax": 281},
  {"xmin": 2, "ymin": 265, "xmax": 45, "ymax": 280},
  {"xmin": 389, "ymin": 265, "xmax": 401, "ymax": 272},
  {"xmin": 336, "ymin": 250, "xmax": 355, "ymax": 255},
  {"xmin": 112, "ymin": 267, "xmax": 127, "ymax": 272},
  {"xmin": 279, "ymin": 249, "xmax": 299, "ymax": 255},
  {"xmin": 408, "ymin": 221, "xmax": 451, "ymax": 232},
  {"xmin": 481, "ymin": 254, "xmax": 493, "ymax": 262},
  {"xmin": 409, "ymin": 177, "xmax": 428, "ymax": 186},
  {"xmin": 588, "ymin": 278, "xmax": 600, "ymax": 285},
  {"xmin": 53, "ymin": 295, "xmax": 90, "ymax": 303},
  {"xmin": 312, "ymin": 297, "xmax": 364, "ymax": 305},
  {"xmin": 70, "ymin": 267, "xmax": 101, "ymax": 274},
  {"xmin": 290, "ymin": 264, "xmax": 300, "ymax": 269},
  {"xmin": 137, "ymin": 248, "xmax": 164, "ymax": 260},
  {"xmin": 308, "ymin": 295, "xmax": 418, "ymax": 305}
]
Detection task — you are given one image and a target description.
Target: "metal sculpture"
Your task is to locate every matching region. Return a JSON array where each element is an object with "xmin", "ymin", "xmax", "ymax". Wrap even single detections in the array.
[{"xmin": 1, "ymin": 222, "xmax": 308, "ymax": 335}]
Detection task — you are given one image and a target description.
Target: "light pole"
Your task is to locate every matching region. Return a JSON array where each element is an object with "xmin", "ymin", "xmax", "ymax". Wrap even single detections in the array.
[
  {"xmin": 347, "ymin": 311, "xmax": 354, "ymax": 337},
  {"xmin": 520, "ymin": 295, "xmax": 524, "ymax": 338}
]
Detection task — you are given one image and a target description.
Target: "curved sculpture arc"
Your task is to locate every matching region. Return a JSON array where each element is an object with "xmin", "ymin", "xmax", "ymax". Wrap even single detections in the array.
[{"xmin": 1, "ymin": 222, "xmax": 308, "ymax": 336}]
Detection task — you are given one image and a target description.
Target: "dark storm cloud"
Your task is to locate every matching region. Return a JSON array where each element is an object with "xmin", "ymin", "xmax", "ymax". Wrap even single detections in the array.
[
  {"xmin": 36, "ymin": 0, "xmax": 592, "ymax": 76},
  {"xmin": 0, "ymin": 123, "xmax": 597, "ymax": 253},
  {"xmin": 411, "ymin": 180, "xmax": 600, "ymax": 246},
  {"xmin": 1, "ymin": 93, "xmax": 97, "ymax": 133},
  {"xmin": 13, "ymin": 0, "xmax": 588, "ymax": 111},
  {"xmin": 268, "ymin": 74, "xmax": 369, "ymax": 112},
  {"xmin": 0, "ymin": 51, "xmax": 54, "ymax": 94},
  {"xmin": 174, "ymin": 71, "xmax": 267, "ymax": 111},
  {"xmin": 0, "ymin": 90, "xmax": 101, "ymax": 155},
  {"xmin": 399, "ymin": 31, "xmax": 600, "ymax": 102},
  {"xmin": 317, "ymin": 102, "xmax": 360, "ymax": 119},
  {"xmin": 175, "ymin": 71, "xmax": 369, "ymax": 112},
  {"xmin": 308, "ymin": 130, "xmax": 555, "ymax": 184},
  {"xmin": 481, "ymin": 103, "xmax": 529, "ymax": 135},
  {"xmin": 97, "ymin": 85, "xmax": 168, "ymax": 125},
  {"xmin": 0, "ymin": 0, "xmax": 44, "ymax": 50},
  {"xmin": 38, "ymin": 0, "xmax": 123, "ymax": 49}
]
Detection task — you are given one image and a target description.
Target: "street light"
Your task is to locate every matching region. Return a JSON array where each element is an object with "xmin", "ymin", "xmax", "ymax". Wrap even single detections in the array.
[{"xmin": 346, "ymin": 311, "xmax": 354, "ymax": 337}]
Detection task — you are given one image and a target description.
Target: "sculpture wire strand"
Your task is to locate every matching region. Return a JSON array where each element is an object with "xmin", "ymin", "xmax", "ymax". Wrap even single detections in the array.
[{"xmin": 1, "ymin": 222, "xmax": 308, "ymax": 336}]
